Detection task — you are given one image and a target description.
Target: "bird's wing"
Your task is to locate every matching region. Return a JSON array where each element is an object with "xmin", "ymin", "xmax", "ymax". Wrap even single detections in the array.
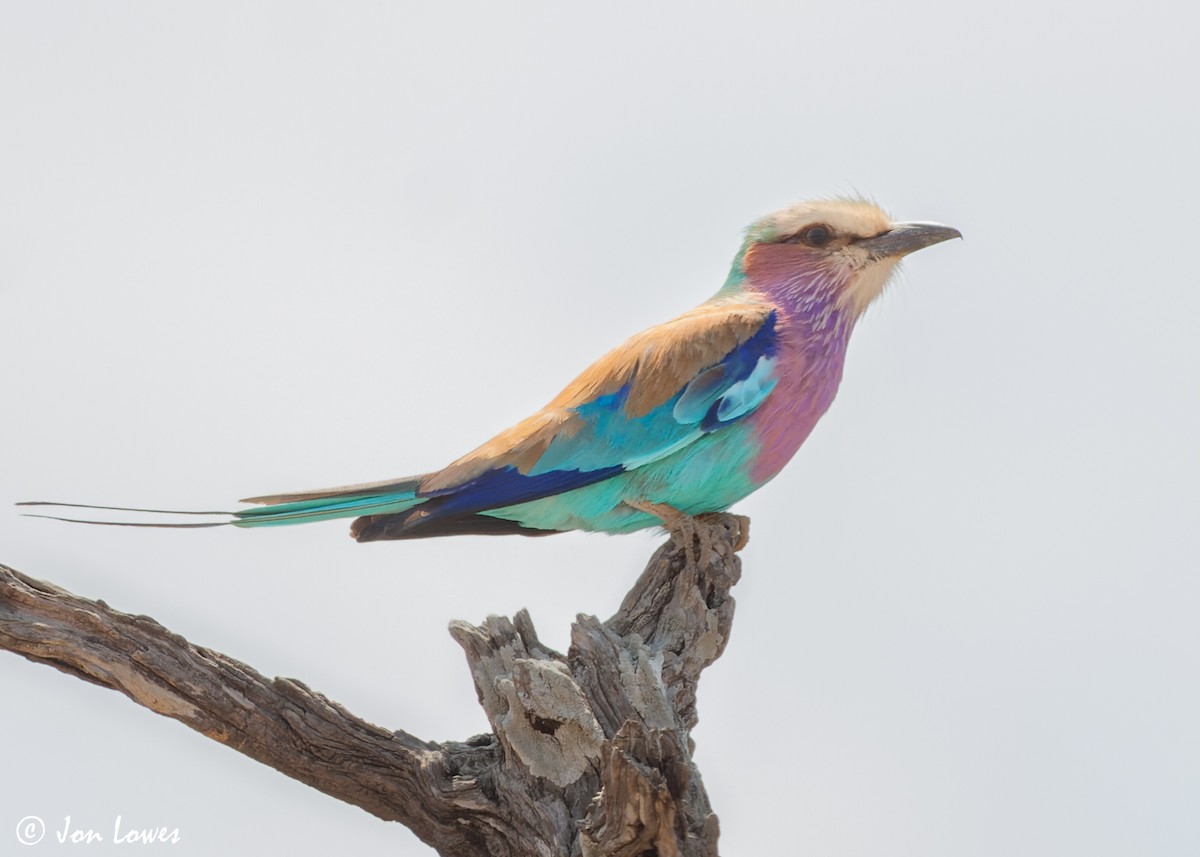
[
  {"xmin": 412, "ymin": 302, "xmax": 779, "ymax": 517},
  {"xmin": 19, "ymin": 303, "xmax": 779, "ymax": 534}
]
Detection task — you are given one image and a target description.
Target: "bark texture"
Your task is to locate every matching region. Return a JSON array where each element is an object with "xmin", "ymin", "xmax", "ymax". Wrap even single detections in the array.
[{"xmin": 0, "ymin": 515, "xmax": 746, "ymax": 857}]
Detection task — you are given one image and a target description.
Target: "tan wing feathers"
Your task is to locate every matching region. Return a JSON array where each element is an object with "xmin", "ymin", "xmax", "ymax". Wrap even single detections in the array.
[
  {"xmin": 419, "ymin": 302, "xmax": 772, "ymax": 494},
  {"xmin": 241, "ymin": 475, "xmax": 425, "ymax": 505},
  {"xmin": 420, "ymin": 410, "xmax": 580, "ymax": 493},
  {"xmin": 549, "ymin": 302, "xmax": 772, "ymax": 417}
]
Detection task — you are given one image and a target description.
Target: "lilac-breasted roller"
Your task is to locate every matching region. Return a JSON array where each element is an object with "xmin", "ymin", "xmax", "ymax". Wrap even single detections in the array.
[{"xmin": 23, "ymin": 199, "xmax": 959, "ymax": 544}]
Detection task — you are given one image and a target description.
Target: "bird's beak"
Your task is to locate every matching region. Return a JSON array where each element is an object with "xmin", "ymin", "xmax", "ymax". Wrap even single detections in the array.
[{"xmin": 858, "ymin": 221, "xmax": 962, "ymax": 261}]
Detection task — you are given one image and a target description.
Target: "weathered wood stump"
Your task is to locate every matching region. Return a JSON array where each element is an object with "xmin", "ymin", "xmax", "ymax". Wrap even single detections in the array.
[{"xmin": 0, "ymin": 514, "xmax": 747, "ymax": 856}]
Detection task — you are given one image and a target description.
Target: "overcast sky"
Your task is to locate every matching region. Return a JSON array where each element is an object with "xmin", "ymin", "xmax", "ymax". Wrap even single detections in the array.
[{"xmin": 2, "ymin": 2, "xmax": 1198, "ymax": 855}]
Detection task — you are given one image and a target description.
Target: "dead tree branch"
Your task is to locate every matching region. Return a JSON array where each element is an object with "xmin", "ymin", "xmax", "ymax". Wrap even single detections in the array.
[{"xmin": 0, "ymin": 515, "xmax": 747, "ymax": 856}]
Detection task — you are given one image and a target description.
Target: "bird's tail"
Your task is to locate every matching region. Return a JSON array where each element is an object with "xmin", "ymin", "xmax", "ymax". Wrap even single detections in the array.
[{"xmin": 18, "ymin": 476, "xmax": 426, "ymax": 530}]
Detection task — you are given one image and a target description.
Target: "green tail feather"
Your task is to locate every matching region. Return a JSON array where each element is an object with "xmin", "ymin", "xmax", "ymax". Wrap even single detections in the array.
[{"xmin": 232, "ymin": 491, "xmax": 422, "ymax": 528}]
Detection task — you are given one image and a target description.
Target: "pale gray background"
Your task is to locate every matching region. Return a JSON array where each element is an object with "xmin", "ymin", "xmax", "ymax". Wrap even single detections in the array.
[{"xmin": 2, "ymin": 2, "xmax": 1197, "ymax": 855}]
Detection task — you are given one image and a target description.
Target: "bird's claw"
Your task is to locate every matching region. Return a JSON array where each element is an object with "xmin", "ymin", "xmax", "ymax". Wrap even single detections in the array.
[{"xmin": 626, "ymin": 501, "xmax": 748, "ymax": 569}]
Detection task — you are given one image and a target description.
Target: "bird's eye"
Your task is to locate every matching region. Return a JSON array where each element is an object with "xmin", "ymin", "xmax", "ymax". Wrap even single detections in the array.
[
  {"xmin": 783, "ymin": 224, "xmax": 834, "ymax": 248},
  {"xmin": 799, "ymin": 224, "xmax": 833, "ymax": 247}
]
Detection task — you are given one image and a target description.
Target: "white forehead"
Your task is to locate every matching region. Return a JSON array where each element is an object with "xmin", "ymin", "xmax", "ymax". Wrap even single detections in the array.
[{"xmin": 747, "ymin": 198, "xmax": 893, "ymax": 243}]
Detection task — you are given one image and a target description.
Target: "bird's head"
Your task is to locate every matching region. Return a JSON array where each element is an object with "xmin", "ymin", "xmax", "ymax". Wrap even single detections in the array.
[{"xmin": 731, "ymin": 199, "xmax": 960, "ymax": 318}]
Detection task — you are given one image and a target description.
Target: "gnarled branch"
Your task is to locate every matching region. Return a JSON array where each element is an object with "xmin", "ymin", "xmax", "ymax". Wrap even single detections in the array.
[{"xmin": 0, "ymin": 515, "xmax": 746, "ymax": 856}]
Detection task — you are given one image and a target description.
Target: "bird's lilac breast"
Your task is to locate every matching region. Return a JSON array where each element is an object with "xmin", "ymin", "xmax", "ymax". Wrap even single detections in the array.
[{"xmin": 742, "ymin": 287, "xmax": 854, "ymax": 485}]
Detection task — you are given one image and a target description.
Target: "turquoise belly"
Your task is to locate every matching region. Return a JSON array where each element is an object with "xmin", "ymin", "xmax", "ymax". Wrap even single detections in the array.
[{"xmin": 482, "ymin": 425, "xmax": 762, "ymax": 534}]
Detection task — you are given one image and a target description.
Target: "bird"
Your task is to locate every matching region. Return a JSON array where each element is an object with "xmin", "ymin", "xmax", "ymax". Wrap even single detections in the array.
[{"xmin": 22, "ymin": 199, "xmax": 959, "ymax": 555}]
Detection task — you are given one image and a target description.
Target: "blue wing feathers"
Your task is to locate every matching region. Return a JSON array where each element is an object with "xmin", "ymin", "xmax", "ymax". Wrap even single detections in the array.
[
  {"xmin": 703, "ymin": 355, "xmax": 778, "ymax": 429},
  {"xmin": 672, "ymin": 365, "xmax": 729, "ymax": 423},
  {"xmin": 420, "ymin": 464, "xmax": 623, "ymax": 516}
]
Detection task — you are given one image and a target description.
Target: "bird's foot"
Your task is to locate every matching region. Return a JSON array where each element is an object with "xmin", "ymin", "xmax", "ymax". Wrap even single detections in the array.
[
  {"xmin": 625, "ymin": 500, "xmax": 746, "ymax": 569},
  {"xmin": 626, "ymin": 500, "xmax": 707, "ymax": 568}
]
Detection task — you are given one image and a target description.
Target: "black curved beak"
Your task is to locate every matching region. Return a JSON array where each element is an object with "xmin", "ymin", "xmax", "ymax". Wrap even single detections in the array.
[{"xmin": 858, "ymin": 221, "xmax": 962, "ymax": 261}]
